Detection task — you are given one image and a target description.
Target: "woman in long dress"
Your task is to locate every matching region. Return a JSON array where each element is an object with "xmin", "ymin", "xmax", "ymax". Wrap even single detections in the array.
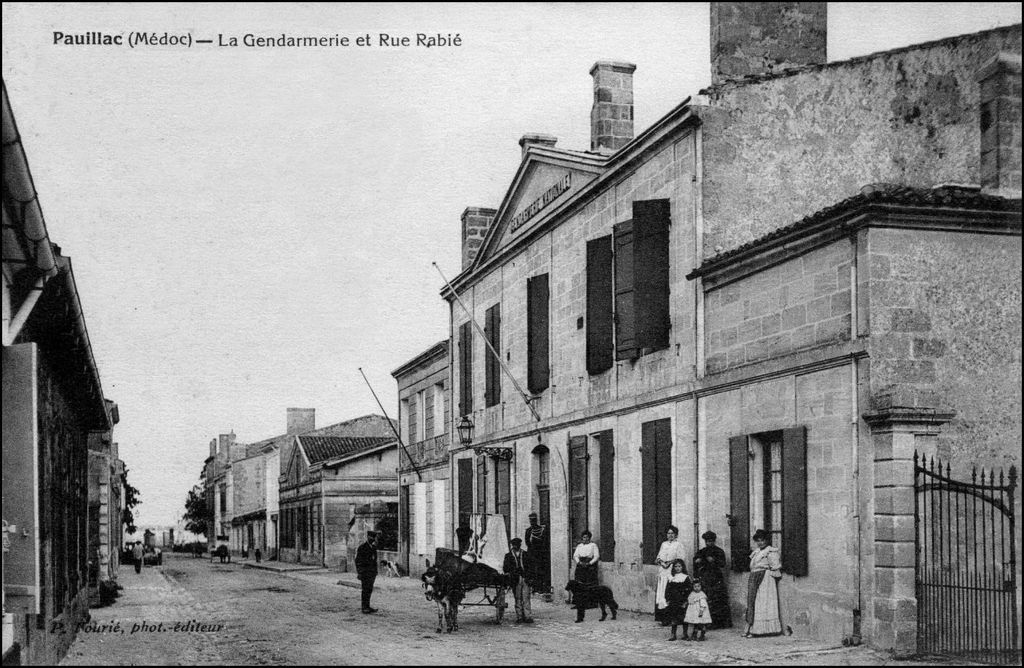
[
  {"xmin": 743, "ymin": 529, "xmax": 791, "ymax": 637},
  {"xmin": 654, "ymin": 525, "xmax": 687, "ymax": 624},
  {"xmin": 693, "ymin": 530, "xmax": 731, "ymax": 628},
  {"xmin": 571, "ymin": 529, "xmax": 600, "ymax": 586}
]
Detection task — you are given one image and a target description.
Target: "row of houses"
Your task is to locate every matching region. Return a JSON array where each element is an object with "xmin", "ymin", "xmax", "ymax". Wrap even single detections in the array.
[
  {"xmin": 2, "ymin": 81, "xmax": 126, "ymax": 665},
  {"xmin": 390, "ymin": 3, "xmax": 1021, "ymax": 658},
  {"xmin": 201, "ymin": 410, "xmax": 400, "ymax": 571}
]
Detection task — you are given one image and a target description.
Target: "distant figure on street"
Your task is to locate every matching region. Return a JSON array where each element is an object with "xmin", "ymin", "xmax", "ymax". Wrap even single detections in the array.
[
  {"xmin": 132, "ymin": 542, "xmax": 144, "ymax": 574},
  {"xmin": 503, "ymin": 537, "xmax": 534, "ymax": 624},
  {"xmin": 255, "ymin": 548, "xmax": 262, "ymax": 563},
  {"xmin": 355, "ymin": 531, "xmax": 379, "ymax": 614}
]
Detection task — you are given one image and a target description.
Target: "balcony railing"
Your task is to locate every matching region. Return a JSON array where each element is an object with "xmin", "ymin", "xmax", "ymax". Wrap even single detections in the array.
[{"xmin": 400, "ymin": 433, "xmax": 449, "ymax": 470}]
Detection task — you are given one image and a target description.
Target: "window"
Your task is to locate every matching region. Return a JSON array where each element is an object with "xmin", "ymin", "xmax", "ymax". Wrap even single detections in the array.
[
  {"xmin": 587, "ymin": 199, "xmax": 671, "ymax": 373},
  {"xmin": 534, "ymin": 446, "xmax": 551, "ymax": 527},
  {"xmin": 728, "ymin": 427, "xmax": 808, "ymax": 575},
  {"xmin": 416, "ymin": 389, "xmax": 426, "ymax": 443},
  {"xmin": 495, "ymin": 457, "xmax": 511, "ymax": 541},
  {"xmin": 527, "ymin": 273, "xmax": 550, "ymax": 393},
  {"xmin": 484, "ymin": 303, "xmax": 501, "ymax": 407},
  {"xmin": 458, "ymin": 322, "xmax": 473, "ymax": 416},
  {"xmin": 433, "ymin": 383, "xmax": 446, "ymax": 435},
  {"xmin": 476, "ymin": 455, "xmax": 487, "ymax": 514},
  {"xmin": 400, "ymin": 398, "xmax": 410, "ymax": 444},
  {"xmin": 641, "ymin": 418, "xmax": 673, "ymax": 564}
]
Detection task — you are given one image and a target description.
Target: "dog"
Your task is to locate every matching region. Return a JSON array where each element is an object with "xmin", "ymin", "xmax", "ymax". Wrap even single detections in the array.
[
  {"xmin": 565, "ymin": 580, "xmax": 618, "ymax": 623},
  {"xmin": 379, "ymin": 559, "xmax": 401, "ymax": 577}
]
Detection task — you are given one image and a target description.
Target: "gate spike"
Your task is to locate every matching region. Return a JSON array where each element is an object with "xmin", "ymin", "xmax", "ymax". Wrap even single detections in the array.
[
  {"xmin": 972, "ymin": 465, "xmax": 977, "ymax": 484},
  {"xmin": 1009, "ymin": 465, "xmax": 1018, "ymax": 490}
]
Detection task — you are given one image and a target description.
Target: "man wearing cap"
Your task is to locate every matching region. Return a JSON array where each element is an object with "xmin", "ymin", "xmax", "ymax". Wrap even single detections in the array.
[
  {"xmin": 355, "ymin": 531, "xmax": 379, "ymax": 614},
  {"xmin": 503, "ymin": 537, "xmax": 534, "ymax": 624},
  {"xmin": 524, "ymin": 511, "xmax": 549, "ymax": 595}
]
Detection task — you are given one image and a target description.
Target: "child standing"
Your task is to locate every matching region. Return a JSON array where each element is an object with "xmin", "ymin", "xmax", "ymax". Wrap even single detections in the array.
[
  {"xmin": 665, "ymin": 559, "xmax": 692, "ymax": 641},
  {"xmin": 684, "ymin": 579, "xmax": 712, "ymax": 640}
]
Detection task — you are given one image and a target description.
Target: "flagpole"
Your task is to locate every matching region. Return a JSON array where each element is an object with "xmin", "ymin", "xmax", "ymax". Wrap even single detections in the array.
[{"xmin": 358, "ymin": 367, "xmax": 422, "ymax": 482}]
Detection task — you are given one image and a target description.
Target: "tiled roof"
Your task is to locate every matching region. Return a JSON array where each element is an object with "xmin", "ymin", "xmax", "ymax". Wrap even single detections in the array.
[
  {"xmin": 688, "ymin": 184, "xmax": 1021, "ymax": 278},
  {"xmin": 298, "ymin": 435, "xmax": 395, "ymax": 465}
]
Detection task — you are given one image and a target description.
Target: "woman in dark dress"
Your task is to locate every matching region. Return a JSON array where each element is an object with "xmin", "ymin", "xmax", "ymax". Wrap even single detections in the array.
[{"xmin": 693, "ymin": 530, "xmax": 731, "ymax": 628}]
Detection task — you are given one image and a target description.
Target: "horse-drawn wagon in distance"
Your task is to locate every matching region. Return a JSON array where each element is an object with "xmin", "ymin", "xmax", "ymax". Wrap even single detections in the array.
[{"xmin": 420, "ymin": 514, "xmax": 511, "ymax": 633}]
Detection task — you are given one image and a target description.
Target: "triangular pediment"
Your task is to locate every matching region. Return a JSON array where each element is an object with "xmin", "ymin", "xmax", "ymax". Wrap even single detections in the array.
[
  {"xmin": 475, "ymin": 149, "xmax": 605, "ymax": 267},
  {"xmin": 285, "ymin": 438, "xmax": 309, "ymax": 486}
]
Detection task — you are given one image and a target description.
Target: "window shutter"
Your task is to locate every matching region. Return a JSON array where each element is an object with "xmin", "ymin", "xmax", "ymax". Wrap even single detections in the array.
[
  {"xmin": 782, "ymin": 426, "xmax": 808, "ymax": 576},
  {"xmin": 729, "ymin": 435, "xmax": 751, "ymax": 572},
  {"xmin": 613, "ymin": 220, "xmax": 637, "ymax": 360},
  {"xmin": 457, "ymin": 459, "xmax": 474, "ymax": 530},
  {"xmin": 484, "ymin": 304, "xmax": 501, "ymax": 407},
  {"xmin": 527, "ymin": 274, "xmax": 550, "ymax": 393},
  {"xmin": 641, "ymin": 418, "xmax": 671, "ymax": 564},
  {"xmin": 586, "ymin": 236, "xmax": 614, "ymax": 375},
  {"xmin": 495, "ymin": 457, "xmax": 511, "ymax": 541},
  {"xmin": 633, "ymin": 199, "xmax": 671, "ymax": 353},
  {"xmin": 459, "ymin": 322, "xmax": 473, "ymax": 416},
  {"xmin": 568, "ymin": 436, "xmax": 588, "ymax": 553},
  {"xmin": 596, "ymin": 430, "xmax": 615, "ymax": 561},
  {"xmin": 476, "ymin": 455, "xmax": 486, "ymax": 514}
]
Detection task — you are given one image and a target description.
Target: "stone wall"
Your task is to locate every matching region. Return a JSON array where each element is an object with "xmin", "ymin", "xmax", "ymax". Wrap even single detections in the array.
[{"xmin": 702, "ymin": 25, "xmax": 1022, "ymax": 256}]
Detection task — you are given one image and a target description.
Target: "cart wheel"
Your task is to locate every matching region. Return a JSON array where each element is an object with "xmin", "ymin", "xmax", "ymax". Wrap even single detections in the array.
[{"xmin": 494, "ymin": 587, "xmax": 506, "ymax": 624}]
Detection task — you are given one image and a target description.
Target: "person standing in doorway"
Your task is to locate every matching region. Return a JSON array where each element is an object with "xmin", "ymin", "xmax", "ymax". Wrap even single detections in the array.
[
  {"xmin": 694, "ymin": 530, "xmax": 731, "ymax": 628},
  {"xmin": 524, "ymin": 511, "xmax": 549, "ymax": 594},
  {"xmin": 132, "ymin": 541, "xmax": 144, "ymax": 574},
  {"xmin": 355, "ymin": 531, "xmax": 379, "ymax": 614},
  {"xmin": 503, "ymin": 538, "xmax": 534, "ymax": 624}
]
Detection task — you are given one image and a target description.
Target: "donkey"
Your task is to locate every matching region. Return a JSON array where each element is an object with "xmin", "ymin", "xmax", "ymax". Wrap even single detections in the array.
[{"xmin": 421, "ymin": 555, "xmax": 466, "ymax": 633}]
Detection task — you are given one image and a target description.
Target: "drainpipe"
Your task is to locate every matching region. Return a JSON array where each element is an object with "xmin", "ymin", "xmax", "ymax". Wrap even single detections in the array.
[{"xmin": 847, "ymin": 251, "xmax": 863, "ymax": 646}]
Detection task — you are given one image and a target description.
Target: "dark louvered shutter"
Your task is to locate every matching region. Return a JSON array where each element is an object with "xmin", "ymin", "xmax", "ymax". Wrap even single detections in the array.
[
  {"xmin": 586, "ymin": 236, "xmax": 614, "ymax": 375},
  {"xmin": 596, "ymin": 430, "xmax": 615, "ymax": 561},
  {"xmin": 641, "ymin": 418, "xmax": 672, "ymax": 564},
  {"xmin": 476, "ymin": 455, "xmax": 486, "ymax": 514},
  {"xmin": 782, "ymin": 426, "xmax": 808, "ymax": 576},
  {"xmin": 568, "ymin": 436, "xmax": 588, "ymax": 553},
  {"xmin": 457, "ymin": 459, "xmax": 473, "ymax": 531},
  {"xmin": 484, "ymin": 304, "xmax": 501, "ymax": 407},
  {"xmin": 613, "ymin": 220, "xmax": 637, "ymax": 360},
  {"xmin": 633, "ymin": 199, "xmax": 671, "ymax": 353},
  {"xmin": 729, "ymin": 435, "xmax": 750, "ymax": 572},
  {"xmin": 458, "ymin": 322, "xmax": 473, "ymax": 416},
  {"xmin": 527, "ymin": 274, "xmax": 550, "ymax": 393}
]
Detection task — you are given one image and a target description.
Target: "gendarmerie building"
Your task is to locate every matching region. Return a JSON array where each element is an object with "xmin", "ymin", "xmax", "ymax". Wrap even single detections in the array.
[{"xmin": 441, "ymin": 3, "xmax": 1021, "ymax": 655}]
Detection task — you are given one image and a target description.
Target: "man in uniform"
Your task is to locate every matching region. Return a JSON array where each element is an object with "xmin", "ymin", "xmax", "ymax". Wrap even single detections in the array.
[
  {"xmin": 355, "ymin": 531, "xmax": 379, "ymax": 614},
  {"xmin": 524, "ymin": 511, "xmax": 549, "ymax": 594}
]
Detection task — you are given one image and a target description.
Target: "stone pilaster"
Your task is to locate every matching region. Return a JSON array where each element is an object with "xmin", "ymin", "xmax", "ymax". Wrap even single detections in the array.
[{"xmin": 863, "ymin": 397, "xmax": 954, "ymax": 657}]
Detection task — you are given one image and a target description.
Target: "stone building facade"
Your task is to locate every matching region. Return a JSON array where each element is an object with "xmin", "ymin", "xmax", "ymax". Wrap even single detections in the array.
[
  {"xmin": 392, "ymin": 340, "xmax": 451, "ymax": 577},
  {"xmin": 441, "ymin": 3, "xmax": 1021, "ymax": 655},
  {"xmin": 87, "ymin": 399, "xmax": 123, "ymax": 605},
  {"xmin": 2, "ymin": 81, "xmax": 115, "ymax": 665}
]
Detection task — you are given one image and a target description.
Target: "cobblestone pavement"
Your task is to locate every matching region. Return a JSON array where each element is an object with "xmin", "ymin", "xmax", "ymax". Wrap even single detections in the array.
[{"xmin": 60, "ymin": 554, "xmax": 944, "ymax": 665}]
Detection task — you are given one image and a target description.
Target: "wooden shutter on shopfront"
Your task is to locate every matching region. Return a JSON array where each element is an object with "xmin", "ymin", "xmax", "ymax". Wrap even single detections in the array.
[
  {"xmin": 586, "ymin": 236, "xmax": 614, "ymax": 375},
  {"xmin": 568, "ymin": 436, "xmax": 589, "ymax": 552},
  {"xmin": 527, "ymin": 273, "xmax": 550, "ymax": 393},
  {"xmin": 632, "ymin": 199, "xmax": 671, "ymax": 353},
  {"xmin": 596, "ymin": 430, "xmax": 615, "ymax": 562},
  {"xmin": 484, "ymin": 303, "xmax": 501, "ymax": 407},
  {"xmin": 458, "ymin": 459, "xmax": 473, "ymax": 530},
  {"xmin": 458, "ymin": 321, "xmax": 473, "ymax": 416},
  {"xmin": 476, "ymin": 455, "xmax": 487, "ymax": 514},
  {"xmin": 613, "ymin": 220, "xmax": 637, "ymax": 360},
  {"xmin": 782, "ymin": 426, "xmax": 808, "ymax": 576},
  {"xmin": 641, "ymin": 418, "xmax": 672, "ymax": 564},
  {"xmin": 729, "ymin": 435, "xmax": 750, "ymax": 572}
]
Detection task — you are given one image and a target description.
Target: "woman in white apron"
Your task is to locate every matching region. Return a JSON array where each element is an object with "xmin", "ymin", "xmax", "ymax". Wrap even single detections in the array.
[{"xmin": 654, "ymin": 525, "xmax": 687, "ymax": 624}]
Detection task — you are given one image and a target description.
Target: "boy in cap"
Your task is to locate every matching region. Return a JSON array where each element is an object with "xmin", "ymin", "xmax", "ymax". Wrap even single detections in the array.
[{"xmin": 503, "ymin": 537, "xmax": 534, "ymax": 624}]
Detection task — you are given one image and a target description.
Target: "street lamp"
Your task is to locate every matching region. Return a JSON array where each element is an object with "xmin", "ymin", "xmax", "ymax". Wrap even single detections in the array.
[{"xmin": 457, "ymin": 415, "xmax": 474, "ymax": 447}]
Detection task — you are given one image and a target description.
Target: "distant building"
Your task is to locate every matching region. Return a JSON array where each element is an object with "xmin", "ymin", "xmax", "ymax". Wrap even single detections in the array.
[
  {"xmin": 392, "ymin": 340, "xmax": 451, "ymax": 576},
  {"xmin": 278, "ymin": 429, "xmax": 399, "ymax": 569},
  {"xmin": 88, "ymin": 399, "xmax": 123, "ymax": 605},
  {"xmin": 2, "ymin": 80, "xmax": 115, "ymax": 665}
]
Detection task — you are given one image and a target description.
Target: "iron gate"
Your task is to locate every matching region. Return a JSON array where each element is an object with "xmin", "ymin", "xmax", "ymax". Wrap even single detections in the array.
[{"xmin": 915, "ymin": 453, "xmax": 1019, "ymax": 664}]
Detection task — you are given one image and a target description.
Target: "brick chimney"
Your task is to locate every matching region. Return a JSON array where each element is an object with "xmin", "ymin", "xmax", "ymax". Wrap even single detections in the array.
[
  {"xmin": 286, "ymin": 408, "xmax": 315, "ymax": 435},
  {"xmin": 710, "ymin": 2, "xmax": 827, "ymax": 85},
  {"xmin": 590, "ymin": 61, "xmax": 636, "ymax": 153},
  {"xmin": 978, "ymin": 52, "xmax": 1022, "ymax": 197},
  {"xmin": 461, "ymin": 207, "xmax": 497, "ymax": 270},
  {"xmin": 519, "ymin": 133, "xmax": 558, "ymax": 159}
]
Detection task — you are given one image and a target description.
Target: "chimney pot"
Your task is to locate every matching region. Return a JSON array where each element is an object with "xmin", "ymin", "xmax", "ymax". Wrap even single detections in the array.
[
  {"xmin": 590, "ymin": 61, "xmax": 636, "ymax": 154},
  {"xmin": 461, "ymin": 207, "xmax": 497, "ymax": 270}
]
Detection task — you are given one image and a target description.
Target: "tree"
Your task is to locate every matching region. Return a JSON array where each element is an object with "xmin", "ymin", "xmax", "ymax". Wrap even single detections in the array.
[
  {"xmin": 182, "ymin": 484, "xmax": 209, "ymax": 537},
  {"xmin": 122, "ymin": 466, "xmax": 141, "ymax": 535}
]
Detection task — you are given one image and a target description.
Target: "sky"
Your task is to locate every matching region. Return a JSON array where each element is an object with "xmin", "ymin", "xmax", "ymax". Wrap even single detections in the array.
[{"xmin": 2, "ymin": 3, "xmax": 1020, "ymax": 527}]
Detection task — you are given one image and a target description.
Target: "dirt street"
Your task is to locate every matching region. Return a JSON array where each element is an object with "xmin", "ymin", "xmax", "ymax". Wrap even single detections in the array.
[{"xmin": 59, "ymin": 554, "xmax": 927, "ymax": 665}]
